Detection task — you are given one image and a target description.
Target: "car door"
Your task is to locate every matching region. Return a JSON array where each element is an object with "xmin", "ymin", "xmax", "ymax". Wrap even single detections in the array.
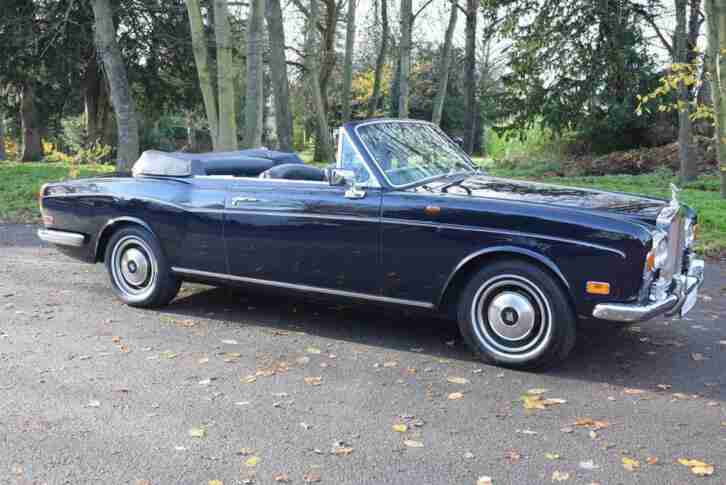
[{"xmin": 223, "ymin": 177, "xmax": 383, "ymax": 296}]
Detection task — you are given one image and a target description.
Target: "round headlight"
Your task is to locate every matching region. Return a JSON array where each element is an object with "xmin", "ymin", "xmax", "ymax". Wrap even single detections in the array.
[{"xmin": 647, "ymin": 231, "xmax": 668, "ymax": 271}]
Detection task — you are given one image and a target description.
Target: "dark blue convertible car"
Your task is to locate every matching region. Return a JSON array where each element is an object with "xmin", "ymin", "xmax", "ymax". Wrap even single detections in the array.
[{"xmin": 37, "ymin": 119, "xmax": 705, "ymax": 369}]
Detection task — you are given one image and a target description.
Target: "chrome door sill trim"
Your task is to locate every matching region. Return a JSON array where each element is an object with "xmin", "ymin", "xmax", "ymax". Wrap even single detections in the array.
[
  {"xmin": 37, "ymin": 229, "xmax": 86, "ymax": 248},
  {"xmin": 171, "ymin": 267, "xmax": 435, "ymax": 309}
]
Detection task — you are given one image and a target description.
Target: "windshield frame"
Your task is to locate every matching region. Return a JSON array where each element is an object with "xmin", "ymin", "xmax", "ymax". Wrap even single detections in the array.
[{"xmin": 353, "ymin": 119, "xmax": 477, "ymax": 189}]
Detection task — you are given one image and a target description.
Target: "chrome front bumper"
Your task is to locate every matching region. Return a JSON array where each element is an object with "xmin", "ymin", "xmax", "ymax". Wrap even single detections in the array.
[
  {"xmin": 37, "ymin": 229, "xmax": 86, "ymax": 248},
  {"xmin": 592, "ymin": 258, "xmax": 705, "ymax": 323}
]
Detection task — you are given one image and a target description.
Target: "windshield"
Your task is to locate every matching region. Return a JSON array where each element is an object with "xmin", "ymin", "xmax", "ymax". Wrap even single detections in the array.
[{"xmin": 356, "ymin": 121, "xmax": 475, "ymax": 187}]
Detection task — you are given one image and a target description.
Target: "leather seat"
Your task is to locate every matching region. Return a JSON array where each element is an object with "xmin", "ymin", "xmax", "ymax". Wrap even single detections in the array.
[{"xmin": 259, "ymin": 164, "xmax": 326, "ymax": 182}]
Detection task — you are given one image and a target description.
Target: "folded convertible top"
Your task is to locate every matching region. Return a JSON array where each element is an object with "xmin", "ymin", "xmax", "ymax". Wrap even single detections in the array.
[{"xmin": 133, "ymin": 149, "xmax": 303, "ymax": 177}]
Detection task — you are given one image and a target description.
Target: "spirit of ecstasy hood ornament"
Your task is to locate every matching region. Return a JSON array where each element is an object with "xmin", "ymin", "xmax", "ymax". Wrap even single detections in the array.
[{"xmin": 670, "ymin": 183, "xmax": 680, "ymax": 204}]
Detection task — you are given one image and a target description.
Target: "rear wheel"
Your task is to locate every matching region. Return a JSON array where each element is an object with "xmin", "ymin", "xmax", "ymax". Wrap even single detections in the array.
[
  {"xmin": 457, "ymin": 259, "xmax": 576, "ymax": 370},
  {"xmin": 104, "ymin": 226, "xmax": 180, "ymax": 308}
]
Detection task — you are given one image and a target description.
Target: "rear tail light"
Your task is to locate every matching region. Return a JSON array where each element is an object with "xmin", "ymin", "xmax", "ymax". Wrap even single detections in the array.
[{"xmin": 39, "ymin": 184, "xmax": 50, "ymax": 225}]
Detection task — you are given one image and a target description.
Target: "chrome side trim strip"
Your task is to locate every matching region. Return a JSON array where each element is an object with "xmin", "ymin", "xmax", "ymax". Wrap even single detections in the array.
[
  {"xmin": 37, "ymin": 229, "xmax": 85, "ymax": 247},
  {"xmin": 170, "ymin": 267, "xmax": 435, "ymax": 309},
  {"xmin": 380, "ymin": 218, "xmax": 626, "ymax": 258},
  {"xmin": 223, "ymin": 210, "xmax": 380, "ymax": 223}
]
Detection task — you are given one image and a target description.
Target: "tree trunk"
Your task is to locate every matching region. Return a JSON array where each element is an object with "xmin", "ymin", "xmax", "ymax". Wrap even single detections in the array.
[
  {"xmin": 398, "ymin": 0, "xmax": 412, "ymax": 118},
  {"xmin": 432, "ymin": 1, "xmax": 458, "ymax": 126},
  {"xmin": 91, "ymin": 0, "xmax": 140, "ymax": 172},
  {"xmin": 265, "ymin": 0, "xmax": 294, "ymax": 151},
  {"xmin": 462, "ymin": 0, "xmax": 477, "ymax": 154},
  {"xmin": 706, "ymin": 0, "xmax": 726, "ymax": 197},
  {"xmin": 306, "ymin": 0, "xmax": 335, "ymax": 163},
  {"xmin": 186, "ymin": 0, "xmax": 220, "ymax": 150},
  {"xmin": 243, "ymin": 0, "xmax": 265, "ymax": 148},
  {"xmin": 0, "ymin": 112, "xmax": 5, "ymax": 161},
  {"xmin": 20, "ymin": 82, "xmax": 43, "ymax": 162},
  {"xmin": 676, "ymin": 0, "xmax": 698, "ymax": 182},
  {"xmin": 367, "ymin": 0, "xmax": 389, "ymax": 117},
  {"xmin": 82, "ymin": 52, "xmax": 103, "ymax": 144},
  {"xmin": 312, "ymin": 0, "xmax": 338, "ymax": 162},
  {"xmin": 214, "ymin": 0, "xmax": 238, "ymax": 150},
  {"xmin": 341, "ymin": 0, "xmax": 357, "ymax": 122}
]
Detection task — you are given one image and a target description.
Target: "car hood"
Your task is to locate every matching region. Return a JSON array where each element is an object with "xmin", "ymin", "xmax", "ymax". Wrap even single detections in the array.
[{"xmin": 414, "ymin": 175, "xmax": 668, "ymax": 223}]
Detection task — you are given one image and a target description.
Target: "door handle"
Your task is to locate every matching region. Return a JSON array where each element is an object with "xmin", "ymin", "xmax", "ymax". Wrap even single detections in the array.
[
  {"xmin": 231, "ymin": 196, "xmax": 258, "ymax": 206},
  {"xmin": 344, "ymin": 187, "xmax": 366, "ymax": 199}
]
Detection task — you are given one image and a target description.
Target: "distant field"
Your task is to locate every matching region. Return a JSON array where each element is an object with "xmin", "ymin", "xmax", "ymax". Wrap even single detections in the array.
[{"xmin": 1, "ymin": 157, "xmax": 723, "ymax": 257}]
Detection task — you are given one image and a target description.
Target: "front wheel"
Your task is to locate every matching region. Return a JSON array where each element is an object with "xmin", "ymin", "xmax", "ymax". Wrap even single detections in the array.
[
  {"xmin": 457, "ymin": 260, "xmax": 576, "ymax": 370},
  {"xmin": 104, "ymin": 226, "xmax": 181, "ymax": 308}
]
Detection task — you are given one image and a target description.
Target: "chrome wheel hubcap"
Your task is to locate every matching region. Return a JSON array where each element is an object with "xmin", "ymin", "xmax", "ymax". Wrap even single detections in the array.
[
  {"xmin": 111, "ymin": 236, "xmax": 157, "ymax": 299},
  {"xmin": 121, "ymin": 248, "xmax": 150, "ymax": 286},
  {"xmin": 487, "ymin": 291, "xmax": 536, "ymax": 341},
  {"xmin": 471, "ymin": 274, "xmax": 554, "ymax": 362}
]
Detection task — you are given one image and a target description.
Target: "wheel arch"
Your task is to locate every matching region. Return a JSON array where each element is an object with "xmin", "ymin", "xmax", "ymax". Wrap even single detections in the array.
[
  {"xmin": 437, "ymin": 246, "xmax": 573, "ymax": 318},
  {"xmin": 94, "ymin": 217, "xmax": 157, "ymax": 262}
]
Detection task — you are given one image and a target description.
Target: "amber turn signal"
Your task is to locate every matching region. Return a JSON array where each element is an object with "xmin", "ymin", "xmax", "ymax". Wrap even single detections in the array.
[
  {"xmin": 645, "ymin": 251, "xmax": 656, "ymax": 272},
  {"xmin": 586, "ymin": 281, "xmax": 611, "ymax": 295}
]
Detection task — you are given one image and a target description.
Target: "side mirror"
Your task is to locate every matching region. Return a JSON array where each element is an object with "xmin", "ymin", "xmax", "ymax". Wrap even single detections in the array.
[{"xmin": 327, "ymin": 168, "xmax": 356, "ymax": 187}]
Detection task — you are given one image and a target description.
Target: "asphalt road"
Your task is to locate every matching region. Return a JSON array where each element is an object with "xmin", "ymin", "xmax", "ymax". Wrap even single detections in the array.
[{"xmin": 1, "ymin": 224, "xmax": 725, "ymax": 485}]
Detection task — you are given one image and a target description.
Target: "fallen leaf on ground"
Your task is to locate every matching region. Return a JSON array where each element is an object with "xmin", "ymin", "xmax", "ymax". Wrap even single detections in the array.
[
  {"xmin": 476, "ymin": 477, "xmax": 493, "ymax": 485},
  {"xmin": 447, "ymin": 376, "xmax": 470, "ymax": 385},
  {"xmin": 237, "ymin": 448, "xmax": 255, "ymax": 456},
  {"xmin": 646, "ymin": 456, "xmax": 658, "ymax": 465},
  {"xmin": 111, "ymin": 336, "xmax": 121, "ymax": 343},
  {"xmin": 392, "ymin": 423, "xmax": 408, "ymax": 433},
  {"xmin": 189, "ymin": 427, "xmax": 206, "ymax": 438},
  {"xmin": 573, "ymin": 418, "xmax": 610, "ymax": 430},
  {"xmin": 332, "ymin": 444, "xmax": 354, "ymax": 456},
  {"xmin": 221, "ymin": 339, "xmax": 238, "ymax": 345},
  {"xmin": 545, "ymin": 453, "xmax": 561, "ymax": 460},
  {"xmin": 245, "ymin": 456, "xmax": 260, "ymax": 467},
  {"xmin": 521, "ymin": 394, "xmax": 565, "ymax": 410},
  {"xmin": 448, "ymin": 392, "xmax": 465, "ymax": 400},
  {"xmin": 160, "ymin": 350, "xmax": 177, "ymax": 359},
  {"xmin": 622, "ymin": 457, "xmax": 640, "ymax": 471},
  {"xmin": 678, "ymin": 458, "xmax": 714, "ymax": 476},
  {"xmin": 551, "ymin": 470, "xmax": 570, "ymax": 481},
  {"xmin": 383, "ymin": 361, "xmax": 398, "ymax": 368},
  {"xmin": 303, "ymin": 471, "xmax": 322, "ymax": 483},
  {"xmin": 504, "ymin": 449, "xmax": 521, "ymax": 464},
  {"xmin": 135, "ymin": 480, "xmax": 151, "ymax": 485},
  {"xmin": 305, "ymin": 347, "xmax": 322, "ymax": 354},
  {"xmin": 404, "ymin": 440, "xmax": 424, "ymax": 448},
  {"xmin": 623, "ymin": 388, "xmax": 646, "ymax": 395},
  {"xmin": 208, "ymin": 481, "xmax": 223, "ymax": 485},
  {"xmin": 273, "ymin": 473, "xmax": 290, "ymax": 482},
  {"xmin": 198, "ymin": 357, "xmax": 209, "ymax": 364},
  {"xmin": 241, "ymin": 375, "xmax": 257, "ymax": 384},
  {"xmin": 304, "ymin": 376, "xmax": 323, "ymax": 386},
  {"xmin": 527, "ymin": 388, "xmax": 548, "ymax": 395}
]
